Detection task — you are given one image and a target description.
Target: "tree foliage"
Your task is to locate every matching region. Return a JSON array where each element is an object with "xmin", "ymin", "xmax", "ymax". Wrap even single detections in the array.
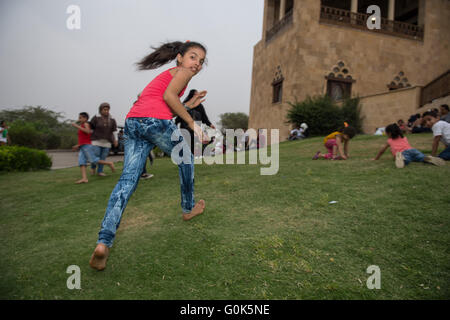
[
  {"xmin": 0, "ymin": 106, "xmax": 77, "ymax": 149},
  {"xmin": 286, "ymin": 95, "xmax": 363, "ymax": 136},
  {"xmin": 218, "ymin": 112, "xmax": 249, "ymax": 133}
]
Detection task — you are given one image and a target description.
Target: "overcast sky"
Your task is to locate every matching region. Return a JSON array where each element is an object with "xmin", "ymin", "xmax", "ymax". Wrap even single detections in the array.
[{"xmin": 0, "ymin": 0, "xmax": 264, "ymax": 126}]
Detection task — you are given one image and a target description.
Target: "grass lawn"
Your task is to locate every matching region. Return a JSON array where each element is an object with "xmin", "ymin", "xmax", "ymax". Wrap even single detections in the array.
[{"xmin": 0, "ymin": 133, "xmax": 449, "ymax": 300}]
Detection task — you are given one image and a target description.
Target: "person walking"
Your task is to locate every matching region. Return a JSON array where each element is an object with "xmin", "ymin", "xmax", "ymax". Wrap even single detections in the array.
[{"xmin": 90, "ymin": 103, "xmax": 118, "ymax": 176}]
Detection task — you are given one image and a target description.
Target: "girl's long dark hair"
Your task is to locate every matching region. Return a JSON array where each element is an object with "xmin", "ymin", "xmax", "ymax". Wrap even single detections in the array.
[
  {"xmin": 385, "ymin": 123, "xmax": 403, "ymax": 139},
  {"xmin": 183, "ymin": 89, "xmax": 197, "ymax": 103},
  {"xmin": 136, "ymin": 41, "xmax": 207, "ymax": 70}
]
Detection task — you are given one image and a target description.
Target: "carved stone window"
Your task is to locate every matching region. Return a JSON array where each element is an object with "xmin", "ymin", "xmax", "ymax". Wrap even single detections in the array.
[
  {"xmin": 272, "ymin": 66, "xmax": 284, "ymax": 104},
  {"xmin": 325, "ymin": 61, "xmax": 355, "ymax": 101},
  {"xmin": 387, "ymin": 71, "xmax": 411, "ymax": 90}
]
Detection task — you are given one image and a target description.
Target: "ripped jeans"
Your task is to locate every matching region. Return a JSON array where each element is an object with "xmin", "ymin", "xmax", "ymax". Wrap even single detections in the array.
[{"xmin": 97, "ymin": 117, "xmax": 194, "ymax": 248}]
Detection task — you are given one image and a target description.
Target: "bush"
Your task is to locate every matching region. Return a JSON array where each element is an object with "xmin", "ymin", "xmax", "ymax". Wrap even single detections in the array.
[
  {"xmin": 8, "ymin": 121, "xmax": 46, "ymax": 149},
  {"xmin": 0, "ymin": 146, "xmax": 52, "ymax": 171},
  {"xmin": 286, "ymin": 95, "xmax": 363, "ymax": 136}
]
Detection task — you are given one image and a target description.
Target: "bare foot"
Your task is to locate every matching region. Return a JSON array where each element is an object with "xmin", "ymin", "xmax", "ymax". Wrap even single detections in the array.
[
  {"xmin": 89, "ymin": 243, "xmax": 110, "ymax": 271},
  {"xmin": 90, "ymin": 169, "xmax": 96, "ymax": 175},
  {"xmin": 75, "ymin": 179, "xmax": 88, "ymax": 184},
  {"xmin": 98, "ymin": 172, "xmax": 107, "ymax": 177},
  {"xmin": 183, "ymin": 200, "xmax": 206, "ymax": 221},
  {"xmin": 109, "ymin": 163, "xmax": 115, "ymax": 173}
]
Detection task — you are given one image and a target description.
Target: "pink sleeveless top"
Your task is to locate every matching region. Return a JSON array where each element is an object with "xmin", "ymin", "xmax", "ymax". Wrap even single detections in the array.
[
  {"xmin": 126, "ymin": 67, "xmax": 187, "ymax": 120},
  {"xmin": 387, "ymin": 137, "xmax": 412, "ymax": 156}
]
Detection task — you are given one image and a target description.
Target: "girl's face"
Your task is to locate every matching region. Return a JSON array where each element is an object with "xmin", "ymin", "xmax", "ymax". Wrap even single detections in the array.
[
  {"xmin": 78, "ymin": 115, "xmax": 87, "ymax": 123},
  {"xmin": 177, "ymin": 47, "xmax": 206, "ymax": 75}
]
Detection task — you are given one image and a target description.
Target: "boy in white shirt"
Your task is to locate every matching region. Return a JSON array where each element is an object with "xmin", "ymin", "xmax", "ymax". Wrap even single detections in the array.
[{"xmin": 423, "ymin": 111, "xmax": 450, "ymax": 160}]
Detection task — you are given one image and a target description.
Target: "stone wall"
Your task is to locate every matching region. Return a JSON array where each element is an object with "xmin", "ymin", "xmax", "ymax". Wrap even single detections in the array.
[
  {"xmin": 249, "ymin": 0, "xmax": 450, "ymax": 141},
  {"xmin": 359, "ymin": 86, "xmax": 422, "ymax": 133}
]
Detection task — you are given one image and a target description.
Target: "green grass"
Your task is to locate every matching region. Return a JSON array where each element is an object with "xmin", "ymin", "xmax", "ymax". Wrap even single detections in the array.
[{"xmin": 1, "ymin": 133, "xmax": 449, "ymax": 300}]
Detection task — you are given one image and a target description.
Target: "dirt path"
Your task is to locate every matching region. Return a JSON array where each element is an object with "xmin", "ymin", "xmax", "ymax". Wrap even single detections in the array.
[{"xmin": 46, "ymin": 150, "xmax": 124, "ymax": 170}]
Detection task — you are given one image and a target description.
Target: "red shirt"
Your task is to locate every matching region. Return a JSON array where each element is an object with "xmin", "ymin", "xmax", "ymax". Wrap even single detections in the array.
[
  {"xmin": 387, "ymin": 137, "xmax": 412, "ymax": 156},
  {"xmin": 78, "ymin": 123, "xmax": 92, "ymax": 146},
  {"xmin": 126, "ymin": 67, "xmax": 187, "ymax": 120}
]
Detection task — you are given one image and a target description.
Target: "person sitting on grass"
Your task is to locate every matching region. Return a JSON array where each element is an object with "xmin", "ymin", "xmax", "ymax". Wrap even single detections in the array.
[
  {"xmin": 312, "ymin": 126, "xmax": 356, "ymax": 160},
  {"xmin": 373, "ymin": 123, "xmax": 445, "ymax": 168},
  {"xmin": 439, "ymin": 104, "xmax": 450, "ymax": 123},
  {"xmin": 422, "ymin": 111, "xmax": 450, "ymax": 161},
  {"xmin": 72, "ymin": 112, "xmax": 115, "ymax": 184}
]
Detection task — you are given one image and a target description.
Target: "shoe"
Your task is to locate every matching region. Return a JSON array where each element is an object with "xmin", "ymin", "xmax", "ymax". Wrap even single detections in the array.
[
  {"xmin": 395, "ymin": 152, "xmax": 405, "ymax": 168},
  {"xmin": 312, "ymin": 151, "xmax": 320, "ymax": 160},
  {"xmin": 424, "ymin": 156, "xmax": 445, "ymax": 167},
  {"xmin": 141, "ymin": 173, "xmax": 154, "ymax": 180}
]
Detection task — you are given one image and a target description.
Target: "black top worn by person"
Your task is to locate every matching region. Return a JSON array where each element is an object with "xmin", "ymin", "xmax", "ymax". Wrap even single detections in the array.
[
  {"xmin": 175, "ymin": 104, "xmax": 212, "ymax": 130},
  {"xmin": 175, "ymin": 104, "xmax": 212, "ymax": 154}
]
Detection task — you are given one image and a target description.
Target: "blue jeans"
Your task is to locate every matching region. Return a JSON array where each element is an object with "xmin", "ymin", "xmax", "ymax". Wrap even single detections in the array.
[
  {"xmin": 97, "ymin": 117, "xmax": 194, "ymax": 248},
  {"xmin": 78, "ymin": 144, "xmax": 100, "ymax": 166},
  {"xmin": 438, "ymin": 145, "xmax": 450, "ymax": 160},
  {"xmin": 91, "ymin": 146, "xmax": 110, "ymax": 173},
  {"xmin": 402, "ymin": 148, "xmax": 425, "ymax": 165}
]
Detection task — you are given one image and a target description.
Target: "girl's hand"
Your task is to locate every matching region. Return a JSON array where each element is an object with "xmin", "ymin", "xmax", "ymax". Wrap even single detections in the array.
[
  {"xmin": 191, "ymin": 122, "xmax": 209, "ymax": 143},
  {"xmin": 72, "ymin": 145, "xmax": 80, "ymax": 151},
  {"xmin": 186, "ymin": 90, "xmax": 207, "ymax": 109}
]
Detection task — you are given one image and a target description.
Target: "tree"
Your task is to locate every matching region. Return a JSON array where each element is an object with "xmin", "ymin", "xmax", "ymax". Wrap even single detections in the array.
[
  {"xmin": 0, "ymin": 106, "xmax": 77, "ymax": 149},
  {"xmin": 218, "ymin": 112, "xmax": 249, "ymax": 133},
  {"xmin": 286, "ymin": 95, "xmax": 362, "ymax": 136}
]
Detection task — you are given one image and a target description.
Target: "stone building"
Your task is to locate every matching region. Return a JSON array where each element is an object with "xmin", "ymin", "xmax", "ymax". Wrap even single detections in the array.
[{"xmin": 248, "ymin": 0, "xmax": 450, "ymax": 141}]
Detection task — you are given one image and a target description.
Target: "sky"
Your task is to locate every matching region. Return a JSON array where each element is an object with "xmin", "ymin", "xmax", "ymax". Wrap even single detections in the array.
[{"xmin": 0, "ymin": 0, "xmax": 264, "ymax": 126}]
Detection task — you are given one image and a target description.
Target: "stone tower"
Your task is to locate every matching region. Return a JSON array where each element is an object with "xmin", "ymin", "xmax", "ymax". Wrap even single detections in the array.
[{"xmin": 248, "ymin": 0, "xmax": 450, "ymax": 141}]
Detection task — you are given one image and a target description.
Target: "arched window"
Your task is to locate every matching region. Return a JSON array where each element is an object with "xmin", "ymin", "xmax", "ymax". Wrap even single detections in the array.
[
  {"xmin": 272, "ymin": 66, "xmax": 284, "ymax": 104},
  {"xmin": 325, "ymin": 61, "xmax": 355, "ymax": 101}
]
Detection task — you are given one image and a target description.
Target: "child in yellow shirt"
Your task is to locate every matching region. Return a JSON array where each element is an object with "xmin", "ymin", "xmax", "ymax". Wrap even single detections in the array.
[{"xmin": 313, "ymin": 126, "xmax": 356, "ymax": 160}]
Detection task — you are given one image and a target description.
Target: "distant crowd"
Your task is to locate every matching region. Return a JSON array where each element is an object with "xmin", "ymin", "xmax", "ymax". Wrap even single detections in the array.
[{"xmin": 311, "ymin": 103, "xmax": 450, "ymax": 168}]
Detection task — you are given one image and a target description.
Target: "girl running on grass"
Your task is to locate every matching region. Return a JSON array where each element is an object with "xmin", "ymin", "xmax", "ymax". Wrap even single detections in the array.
[
  {"xmin": 312, "ymin": 126, "xmax": 356, "ymax": 160},
  {"xmin": 373, "ymin": 123, "xmax": 445, "ymax": 168},
  {"xmin": 90, "ymin": 41, "xmax": 208, "ymax": 271}
]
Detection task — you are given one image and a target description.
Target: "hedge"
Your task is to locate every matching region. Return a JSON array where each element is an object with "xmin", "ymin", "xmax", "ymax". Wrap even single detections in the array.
[{"xmin": 0, "ymin": 146, "xmax": 52, "ymax": 171}]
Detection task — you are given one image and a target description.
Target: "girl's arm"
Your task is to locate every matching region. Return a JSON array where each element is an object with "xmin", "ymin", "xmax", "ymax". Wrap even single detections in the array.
[
  {"xmin": 373, "ymin": 143, "xmax": 389, "ymax": 160},
  {"xmin": 164, "ymin": 68, "xmax": 207, "ymax": 139},
  {"xmin": 335, "ymin": 135, "xmax": 347, "ymax": 159},
  {"xmin": 431, "ymin": 136, "xmax": 441, "ymax": 156},
  {"xmin": 164, "ymin": 68, "xmax": 197, "ymax": 129}
]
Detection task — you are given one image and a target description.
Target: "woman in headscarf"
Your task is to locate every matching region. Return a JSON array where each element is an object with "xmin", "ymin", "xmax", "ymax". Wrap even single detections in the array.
[{"xmin": 89, "ymin": 103, "xmax": 118, "ymax": 176}]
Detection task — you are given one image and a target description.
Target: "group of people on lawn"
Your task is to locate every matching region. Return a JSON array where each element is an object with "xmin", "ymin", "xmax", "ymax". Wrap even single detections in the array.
[{"xmin": 311, "ymin": 104, "xmax": 450, "ymax": 168}]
